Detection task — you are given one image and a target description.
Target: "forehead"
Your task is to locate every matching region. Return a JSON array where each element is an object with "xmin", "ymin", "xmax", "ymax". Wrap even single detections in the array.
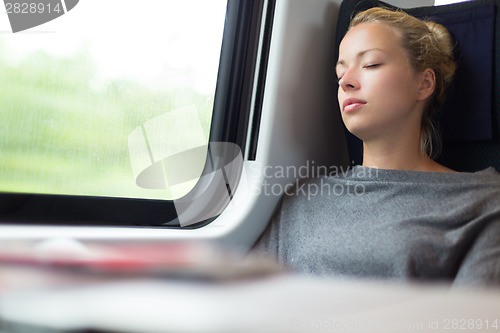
[{"xmin": 338, "ymin": 22, "xmax": 403, "ymax": 59}]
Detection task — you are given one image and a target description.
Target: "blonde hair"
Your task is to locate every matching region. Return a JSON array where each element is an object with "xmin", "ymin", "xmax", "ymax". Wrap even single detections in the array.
[{"xmin": 349, "ymin": 8, "xmax": 457, "ymax": 159}]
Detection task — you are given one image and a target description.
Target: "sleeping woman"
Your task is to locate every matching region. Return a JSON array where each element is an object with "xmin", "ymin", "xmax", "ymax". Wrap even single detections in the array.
[{"xmin": 254, "ymin": 7, "xmax": 500, "ymax": 287}]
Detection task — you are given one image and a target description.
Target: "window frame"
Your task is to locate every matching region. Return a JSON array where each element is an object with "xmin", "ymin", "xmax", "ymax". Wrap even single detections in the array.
[{"xmin": 0, "ymin": 0, "xmax": 273, "ymax": 228}]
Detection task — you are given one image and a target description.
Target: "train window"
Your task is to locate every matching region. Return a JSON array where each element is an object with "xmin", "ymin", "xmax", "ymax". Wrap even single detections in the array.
[
  {"xmin": 0, "ymin": 0, "xmax": 270, "ymax": 227},
  {"xmin": 0, "ymin": 1, "xmax": 225, "ymax": 201}
]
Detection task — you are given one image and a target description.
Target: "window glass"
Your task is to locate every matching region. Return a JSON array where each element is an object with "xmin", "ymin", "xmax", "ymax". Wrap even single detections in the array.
[
  {"xmin": 0, "ymin": 0, "xmax": 227, "ymax": 200},
  {"xmin": 434, "ymin": 0, "xmax": 471, "ymax": 5}
]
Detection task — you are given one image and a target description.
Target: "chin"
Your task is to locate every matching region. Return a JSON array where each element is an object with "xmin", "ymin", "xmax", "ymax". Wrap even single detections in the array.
[{"xmin": 343, "ymin": 123, "xmax": 368, "ymax": 141}]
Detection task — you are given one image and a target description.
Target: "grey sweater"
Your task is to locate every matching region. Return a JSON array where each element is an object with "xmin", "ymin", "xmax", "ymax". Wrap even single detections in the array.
[{"xmin": 254, "ymin": 166, "xmax": 500, "ymax": 287}]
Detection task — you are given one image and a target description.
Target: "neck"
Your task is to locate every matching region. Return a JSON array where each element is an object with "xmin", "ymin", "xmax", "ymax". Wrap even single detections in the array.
[
  {"xmin": 355, "ymin": 104, "xmax": 454, "ymax": 172},
  {"xmin": 361, "ymin": 139, "xmax": 452, "ymax": 172}
]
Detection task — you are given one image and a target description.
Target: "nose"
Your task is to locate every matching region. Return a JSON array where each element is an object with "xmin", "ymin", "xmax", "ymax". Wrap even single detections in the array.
[{"xmin": 338, "ymin": 69, "xmax": 359, "ymax": 91}]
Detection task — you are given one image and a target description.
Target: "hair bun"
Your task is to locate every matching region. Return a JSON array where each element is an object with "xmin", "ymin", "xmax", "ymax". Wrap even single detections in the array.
[
  {"xmin": 425, "ymin": 21, "xmax": 457, "ymax": 91},
  {"xmin": 426, "ymin": 21, "xmax": 454, "ymax": 58}
]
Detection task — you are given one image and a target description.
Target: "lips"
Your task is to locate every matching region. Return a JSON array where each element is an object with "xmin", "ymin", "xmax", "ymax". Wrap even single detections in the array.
[{"xmin": 342, "ymin": 98, "xmax": 367, "ymax": 113}]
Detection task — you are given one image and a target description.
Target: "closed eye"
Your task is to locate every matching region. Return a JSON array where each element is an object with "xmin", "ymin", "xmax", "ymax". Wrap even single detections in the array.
[{"xmin": 363, "ymin": 63, "xmax": 381, "ymax": 69}]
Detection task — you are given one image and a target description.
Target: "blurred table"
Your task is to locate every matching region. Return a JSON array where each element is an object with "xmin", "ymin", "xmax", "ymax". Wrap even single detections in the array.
[
  {"xmin": 1, "ymin": 271, "xmax": 500, "ymax": 333},
  {"xmin": 0, "ymin": 239, "xmax": 499, "ymax": 333}
]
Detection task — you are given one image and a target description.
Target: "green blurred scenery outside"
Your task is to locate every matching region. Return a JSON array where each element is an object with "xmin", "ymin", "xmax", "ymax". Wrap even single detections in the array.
[{"xmin": 0, "ymin": 0, "xmax": 226, "ymax": 200}]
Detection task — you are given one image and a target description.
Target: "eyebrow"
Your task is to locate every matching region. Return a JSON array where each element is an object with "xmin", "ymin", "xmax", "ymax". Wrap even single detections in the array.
[{"xmin": 336, "ymin": 48, "xmax": 384, "ymax": 68}]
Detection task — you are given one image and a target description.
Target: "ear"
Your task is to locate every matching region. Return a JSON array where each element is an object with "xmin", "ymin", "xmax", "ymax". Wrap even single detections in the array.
[{"xmin": 417, "ymin": 68, "xmax": 436, "ymax": 101}]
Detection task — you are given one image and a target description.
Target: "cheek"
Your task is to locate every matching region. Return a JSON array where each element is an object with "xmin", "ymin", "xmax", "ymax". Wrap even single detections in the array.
[
  {"xmin": 371, "ymin": 71, "xmax": 415, "ymax": 103},
  {"xmin": 377, "ymin": 69, "xmax": 403, "ymax": 87}
]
